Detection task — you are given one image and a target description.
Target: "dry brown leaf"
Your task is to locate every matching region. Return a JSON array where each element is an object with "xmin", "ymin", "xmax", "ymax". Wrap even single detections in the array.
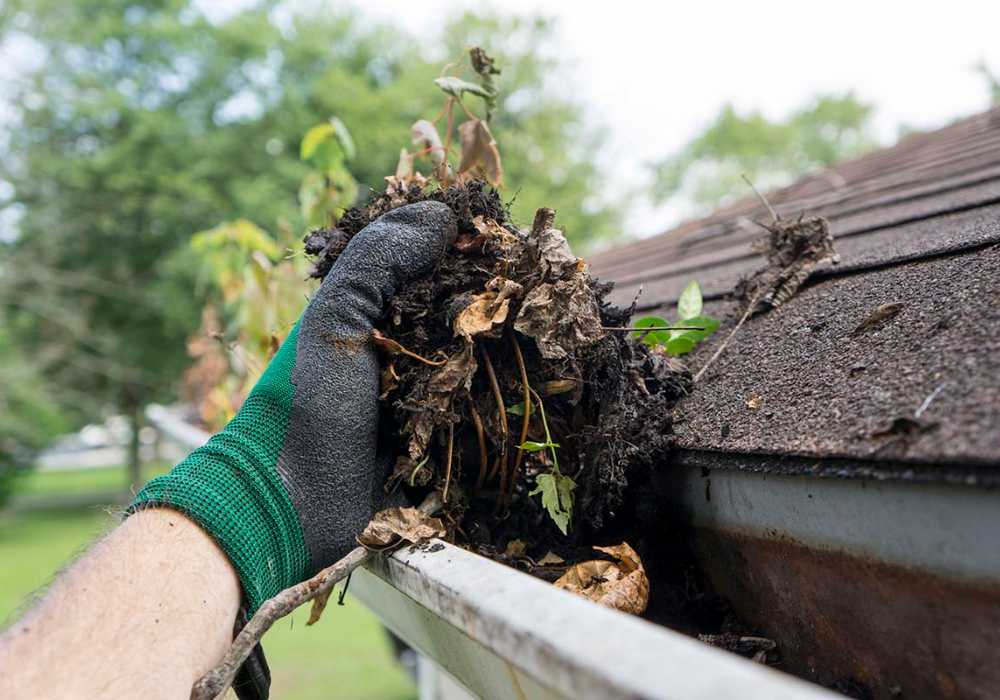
[
  {"xmin": 411, "ymin": 119, "xmax": 446, "ymax": 169},
  {"xmin": 457, "ymin": 119, "xmax": 503, "ymax": 187},
  {"xmin": 515, "ymin": 274, "xmax": 605, "ymax": 360},
  {"xmin": 306, "ymin": 588, "xmax": 333, "ymax": 626},
  {"xmin": 538, "ymin": 551, "xmax": 565, "ymax": 565},
  {"xmin": 454, "ymin": 291, "xmax": 510, "ymax": 339},
  {"xmin": 472, "ymin": 216, "xmax": 518, "ymax": 251},
  {"xmin": 554, "ymin": 542, "xmax": 649, "ymax": 615},
  {"xmin": 379, "ymin": 361, "xmax": 399, "ymax": 400},
  {"xmin": 747, "ymin": 391, "xmax": 762, "ymax": 409},
  {"xmin": 540, "ymin": 379, "xmax": 579, "ymax": 396},
  {"xmin": 504, "ymin": 539, "xmax": 526, "ymax": 558},
  {"xmin": 356, "ymin": 507, "xmax": 446, "ymax": 551}
]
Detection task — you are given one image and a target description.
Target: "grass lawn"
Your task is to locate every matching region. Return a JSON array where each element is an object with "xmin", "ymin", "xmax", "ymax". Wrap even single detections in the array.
[
  {"xmin": 13, "ymin": 463, "xmax": 172, "ymax": 498},
  {"xmin": 1, "ymin": 470, "xmax": 417, "ymax": 700}
]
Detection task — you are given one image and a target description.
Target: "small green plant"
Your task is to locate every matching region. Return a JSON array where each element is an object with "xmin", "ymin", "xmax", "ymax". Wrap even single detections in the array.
[
  {"xmin": 510, "ymin": 393, "xmax": 576, "ymax": 535},
  {"xmin": 633, "ymin": 281, "xmax": 720, "ymax": 354}
]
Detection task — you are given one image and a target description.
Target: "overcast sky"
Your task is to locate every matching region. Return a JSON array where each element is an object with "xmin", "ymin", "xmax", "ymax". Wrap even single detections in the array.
[{"xmin": 348, "ymin": 0, "xmax": 1000, "ymax": 236}]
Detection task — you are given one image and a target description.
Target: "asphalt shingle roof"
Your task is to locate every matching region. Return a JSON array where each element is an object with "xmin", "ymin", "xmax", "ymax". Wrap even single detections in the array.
[{"xmin": 590, "ymin": 108, "xmax": 1000, "ymax": 476}]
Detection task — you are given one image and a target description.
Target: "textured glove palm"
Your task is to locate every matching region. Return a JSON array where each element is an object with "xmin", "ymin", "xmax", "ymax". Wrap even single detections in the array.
[{"xmin": 129, "ymin": 202, "xmax": 457, "ymax": 613}]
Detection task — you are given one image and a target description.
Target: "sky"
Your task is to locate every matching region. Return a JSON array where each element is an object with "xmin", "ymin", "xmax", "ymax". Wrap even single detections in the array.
[{"xmin": 347, "ymin": 0, "xmax": 1000, "ymax": 236}]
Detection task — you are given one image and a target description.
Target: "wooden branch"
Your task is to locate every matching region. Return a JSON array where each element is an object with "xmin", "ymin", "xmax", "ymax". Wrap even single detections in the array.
[
  {"xmin": 191, "ymin": 496, "xmax": 442, "ymax": 700},
  {"xmin": 190, "ymin": 546, "xmax": 373, "ymax": 700}
]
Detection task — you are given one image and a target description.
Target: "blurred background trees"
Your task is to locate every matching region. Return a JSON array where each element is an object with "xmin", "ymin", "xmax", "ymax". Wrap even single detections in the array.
[{"xmin": 650, "ymin": 93, "xmax": 877, "ymax": 214}]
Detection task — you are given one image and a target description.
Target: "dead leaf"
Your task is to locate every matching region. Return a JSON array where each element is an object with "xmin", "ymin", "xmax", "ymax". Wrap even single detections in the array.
[
  {"xmin": 737, "ymin": 215, "xmax": 838, "ymax": 313},
  {"xmin": 504, "ymin": 539, "xmax": 526, "ymax": 558},
  {"xmin": 747, "ymin": 391, "xmax": 762, "ymax": 409},
  {"xmin": 356, "ymin": 507, "xmax": 446, "ymax": 551},
  {"xmin": 515, "ymin": 273, "xmax": 605, "ymax": 360},
  {"xmin": 454, "ymin": 291, "xmax": 510, "ymax": 339},
  {"xmin": 457, "ymin": 119, "xmax": 503, "ymax": 187},
  {"xmin": 406, "ymin": 343, "xmax": 477, "ymax": 459},
  {"xmin": 306, "ymin": 588, "xmax": 333, "ymax": 626},
  {"xmin": 538, "ymin": 551, "xmax": 565, "ymax": 566},
  {"xmin": 554, "ymin": 542, "xmax": 649, "ymax": 615},
  {"xmin": 851, "ymin": 302, "xmax": 904, "ymax": 336},
  {"xmin": 411, "ymin": 120, "xmax": 447, "ymax": 170},
  {"xmin": 540, "ymin": 379, "xmax": 579, "ymax": 396},
  {"xmin": 379, "ymin": 361, "xmax": 399, "ymax": 400},
  {"xmin": 472, "ymin": 216, "xmax": 518, "ymax": 251}
]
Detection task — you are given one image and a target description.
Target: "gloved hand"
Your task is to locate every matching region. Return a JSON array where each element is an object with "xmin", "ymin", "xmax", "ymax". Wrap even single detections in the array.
[{"xmin": 129, "ymin": 202, "xmax": 456, "ymax": 690}]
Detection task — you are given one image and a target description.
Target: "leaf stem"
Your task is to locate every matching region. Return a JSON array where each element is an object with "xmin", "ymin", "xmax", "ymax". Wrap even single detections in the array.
[
  {"xmin": 506, "ymin": 332, "xmax": 532, "ymax": 504},
  {"xmin": 528, "ymin": 387, "xmax": 559, "ymax": 475},
  {"xmin": 409, "ymin": 454, "xmax": 430, "ymax": 487}
]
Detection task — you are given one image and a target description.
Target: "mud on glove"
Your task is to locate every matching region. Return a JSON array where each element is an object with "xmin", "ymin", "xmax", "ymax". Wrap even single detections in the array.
[{"xmin": 128, "ymin": 202, "xmax": 457, "ymax": 614}]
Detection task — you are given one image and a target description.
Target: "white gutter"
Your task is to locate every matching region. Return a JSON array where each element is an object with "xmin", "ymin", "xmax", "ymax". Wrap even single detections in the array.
[{"xmin": 352, "ymin": 540, "xmax": 838, "ymax": 700}]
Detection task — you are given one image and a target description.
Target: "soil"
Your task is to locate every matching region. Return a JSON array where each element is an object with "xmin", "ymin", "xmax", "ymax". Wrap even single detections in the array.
[{"xmin": 306, "ymin": 182, "xmax": 777, "ymax": 666}]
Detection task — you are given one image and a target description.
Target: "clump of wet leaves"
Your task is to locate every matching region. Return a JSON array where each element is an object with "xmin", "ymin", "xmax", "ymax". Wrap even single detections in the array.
[{"xmin": 306, "ymin": 182, "xmax": 690, "ymax": 553}]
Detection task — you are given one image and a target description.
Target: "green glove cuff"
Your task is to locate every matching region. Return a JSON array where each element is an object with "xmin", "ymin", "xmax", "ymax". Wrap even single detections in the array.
[{"xmin": 128, "ymin": 323, "xmax": 312, "ymax": 614}]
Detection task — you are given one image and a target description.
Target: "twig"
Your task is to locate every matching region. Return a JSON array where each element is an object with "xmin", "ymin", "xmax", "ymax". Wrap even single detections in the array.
[
  {"xmin": 469, "ymin": 399, "xmax": 489, "ymax": 489},
  {"xmin": 442, "ymin": 421, "xmax": 455, "ymax": 504},
  {"xmin": 191, "ymin": 546, "xmax": 374, "ymax": 700},
  {"xmin": 192, "ymin": 497, "xmax": 441, "ymax": 700},
  {"xmin": 693, "ymin": 296, "xmax": 759, "ymax": 383},
  {"xmin": 915, "ymin": 383, "xmax": 946, "ymax": 418},
  {"xmin": 602, "ymin": 325, "xmax": 706, "ymax": 332},
  {"xmin": 742, "ymin": 173, "xmax": 778, "ymax": 225},
  {"xmin": 506, "ymin": 333, "xmax": 532, "ymax": 505},
  {"xmin": 479, "ymin": 346, "xmax": 508, "ymax": 493}
]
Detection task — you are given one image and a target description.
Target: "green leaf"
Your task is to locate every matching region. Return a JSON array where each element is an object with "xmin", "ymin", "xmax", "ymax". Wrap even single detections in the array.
[
  {"xmin": 529, "ymin": 471, "xmax": 576, "ymax": 535},
  {"xmin": 507, "ymin": 402, "xmax": 526, "ymax": 416},
  {"xmin": 672, "ymin": 315, "xmax": 720, "ymax": 343},
  {"xmin": 631, "ymin": 316, "xmax": 671, "ymax": 345},
  {"xmin": 663, "ymin": 336, "xmax": 696, "ymax": 354},
  {"xmin": 434, "ymin": 76, "xmax": 494, "ymax": 101},
  {"xmin": 301, "ymin": 118, "xmax": 356, "ymax": 163},
  {"xmin": 301, "ymin": 124, "xmax": 335, "ymax": 161},
  {"xmin": 678, "ymin": 281, "xmax": 703, "ymax": 321},
  {"xmin": 519, "ymin": 440, "xmax": 560, "ymax": 452}
]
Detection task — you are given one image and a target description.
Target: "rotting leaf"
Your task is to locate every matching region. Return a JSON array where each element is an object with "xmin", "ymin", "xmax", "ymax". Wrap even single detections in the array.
[
  {"xmin": 356, "ymin": 507, "xmax": 446, "ymax": 551},
  {"xmin": 747, "ymin": 391, "xmax": 762, "ymax": 409},
  {"xmin": 554, "ymin": 542, "xmax": 649, "ymax": 615},
  {"xmin": 737, "ymin": 215, "xmax": 838, "ymax": 313},
  {"xmin": 851, "ymin": 302, "xmax": 904, "ymax": 337},
  {"xmin": 306, "ymin": 588, "xmax": 333, "ymax": 626},
  {"xmin": 529, "ymin": 471, "xmax": 575, "ymax": 535},
  {"xmin": 453, "ymin": 291, "xmax": 511, "ymax": 339},
  {"xmin": 504, "ymin": 539, "xmax": 526, "ymax": 558},
  {"xmin": 411, "ymin": 119, "xmax": 448, "ymax": 170},
  {"xmin": 515, "ymin": 274, "xmax": 605, "ymax": 360},
  {"xmin": 537, "ymin": 551, "xmax": 565, "ymax": 566},
  {"xmin": 457, "ymin": 119, "xmax": 503, "ymax": 187}
]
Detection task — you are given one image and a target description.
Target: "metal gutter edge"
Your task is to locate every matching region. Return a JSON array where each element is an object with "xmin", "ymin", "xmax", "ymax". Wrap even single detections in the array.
[{"xmin": 351, "ymin": 540, "xmax": 839, "ymax": 700}]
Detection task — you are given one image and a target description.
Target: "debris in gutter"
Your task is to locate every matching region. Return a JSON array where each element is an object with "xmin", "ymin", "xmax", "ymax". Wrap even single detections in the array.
[
  {"xmin": 554, "ymin": 542, "xmax": 650, "ymax": 615},
  {"xmin": 697, "ymin": 632, "xmax": 777, "ymax": 663},
  {"xmin": 850, "ymin": 302, "xmax": 904, "ymax": 336}
]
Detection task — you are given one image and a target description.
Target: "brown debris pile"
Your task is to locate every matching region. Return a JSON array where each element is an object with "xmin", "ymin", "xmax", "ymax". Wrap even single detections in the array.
[
  {"xmin": 306, "ymin": 181, "xmax": 689, "ymax": 553},
  {"xmin": 736, "ymin": 214, "xmax": 838, "ymax": 313}
]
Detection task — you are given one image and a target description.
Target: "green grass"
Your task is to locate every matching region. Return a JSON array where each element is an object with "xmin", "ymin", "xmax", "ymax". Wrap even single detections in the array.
[
  {"xmin": 1, "ymin": 477, "xmax": 417, "ymax": 699},
  {"xmin": 13, "ymin": 463, "xmax": 171, "ymax": 498}
]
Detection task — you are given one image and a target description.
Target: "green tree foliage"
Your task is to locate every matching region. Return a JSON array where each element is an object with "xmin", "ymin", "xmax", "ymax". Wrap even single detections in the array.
[
  {"xmin": 651, "ymin": 93, "xmax": 877, "ymax": 213},
  {"xmin": 0, "ymin": 1, "xmax": 620, "ymax": 481}
]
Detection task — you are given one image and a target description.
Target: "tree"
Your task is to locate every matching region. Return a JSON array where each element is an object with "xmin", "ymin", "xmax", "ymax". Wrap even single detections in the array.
[
  {"xmin": 651, "ymin": 93, "xmax": 878, "ymax": 215},
  {"xmin": 0, "ymin": 1, "xmax": 621, "ymax": 482}
]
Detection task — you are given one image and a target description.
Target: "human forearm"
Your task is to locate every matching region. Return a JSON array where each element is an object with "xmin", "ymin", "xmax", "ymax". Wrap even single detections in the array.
[{"xmin": 0, "ymin": 509, "xmax": 240, "ymax": 699}]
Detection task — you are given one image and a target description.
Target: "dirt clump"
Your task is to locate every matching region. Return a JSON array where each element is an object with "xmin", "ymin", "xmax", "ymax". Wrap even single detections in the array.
[{"xmin": 306, "ymin": 181, "xmax": 689, "ymax": 551}]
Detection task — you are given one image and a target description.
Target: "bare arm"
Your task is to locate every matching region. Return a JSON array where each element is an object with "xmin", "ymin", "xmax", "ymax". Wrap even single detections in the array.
[{"xmin": 0, "ymin": 509, "xmax": 240, "ymax": 699}]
